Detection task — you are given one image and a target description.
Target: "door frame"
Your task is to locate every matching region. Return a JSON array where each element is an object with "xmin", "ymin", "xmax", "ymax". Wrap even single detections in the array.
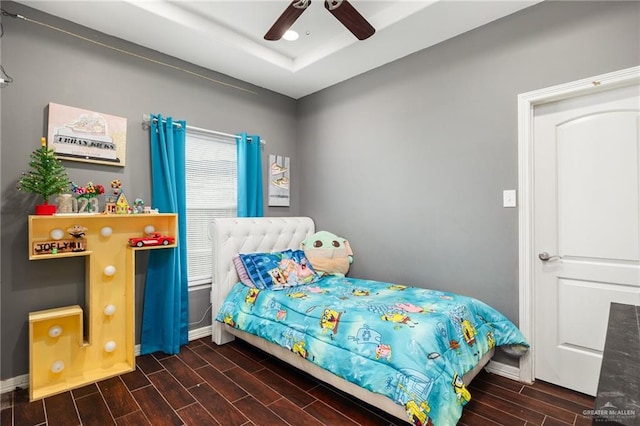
[{"xmin": 517, "ymin": 66, "xmax": 640, "ymax": 384}]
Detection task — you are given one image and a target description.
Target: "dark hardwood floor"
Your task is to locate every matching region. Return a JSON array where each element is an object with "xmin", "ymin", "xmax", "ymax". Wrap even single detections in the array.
[{"xmin": 1, "ymin": 337, "xmax": 594, "ymax": 425}]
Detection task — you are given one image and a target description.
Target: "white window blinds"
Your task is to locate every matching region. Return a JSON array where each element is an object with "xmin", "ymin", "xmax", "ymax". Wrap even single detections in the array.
[{"xmin": 185, "ymin": 129, "xmax": 237, "ymax": 286}]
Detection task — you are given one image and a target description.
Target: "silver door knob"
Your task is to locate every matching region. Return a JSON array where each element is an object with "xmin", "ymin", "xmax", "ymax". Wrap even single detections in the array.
[{"xmin": 538, "ymin": 252, "xmax": 561, "ymax": 262}]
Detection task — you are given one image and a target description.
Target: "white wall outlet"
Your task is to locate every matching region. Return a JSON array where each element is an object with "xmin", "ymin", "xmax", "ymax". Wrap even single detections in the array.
[{"xmin": 503, "ymin": 190, "xmax": 517, "ymax": 208}]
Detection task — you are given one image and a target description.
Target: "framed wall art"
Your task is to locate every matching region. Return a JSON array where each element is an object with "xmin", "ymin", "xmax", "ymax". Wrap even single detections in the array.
[
  {"xmin": 268, "ymin": 154, "xmax": 290, "ymax": 207},
  {"xmin": 47, "ymin": 103, "xmax": 127, "ymax": 167}
]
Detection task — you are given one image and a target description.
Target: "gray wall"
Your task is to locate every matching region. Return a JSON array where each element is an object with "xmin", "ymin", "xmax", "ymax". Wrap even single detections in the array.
[
  {"xmin": 0, "ymin": 1, "xmax": 299, "ymax": 380},
  {"xmin": 297, "ymin": 0, "xmax": 639, "ymax": 362}
]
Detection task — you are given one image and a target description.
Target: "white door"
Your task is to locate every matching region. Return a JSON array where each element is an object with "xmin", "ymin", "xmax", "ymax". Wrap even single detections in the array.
[{"xmin": 532, "ymin": 82, "xmax": 640, "ymax": 396}]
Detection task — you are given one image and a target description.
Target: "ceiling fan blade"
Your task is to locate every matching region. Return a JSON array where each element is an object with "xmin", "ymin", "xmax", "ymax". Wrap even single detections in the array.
[
  {"xmin": 264, "ymin": 0, "xmax": 311, "ymax": 41},
  {"xmin": 324, "ymin": 0, "xmax": 375, "ymax": 40}
]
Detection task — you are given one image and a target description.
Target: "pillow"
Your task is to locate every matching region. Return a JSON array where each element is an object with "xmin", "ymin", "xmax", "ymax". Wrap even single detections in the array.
[
  {"xmin": 300, "ymin": 231, "xmax": 353, "ymax": 277},
  {"xmin": 232, "ymin": 255, "xmax": 256, "ymax": 288},
  {"xmin": 239, "ymin": 249, "xmax": 319, "ymax": 290},
  {"xmin": 238, "ymin": 252, "xmax": 268, "ymax": 289},
  {"xmin": 500, "ymin": 344, "xmax": 529, "ymax": 358}
]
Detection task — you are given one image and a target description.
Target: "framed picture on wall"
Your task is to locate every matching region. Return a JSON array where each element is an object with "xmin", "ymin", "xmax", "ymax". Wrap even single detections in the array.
[
  {"xmin": 47, "ymin": 103, "xmax": 127, "ymax": 167},
  {"xmin": 269, "ymin": 154, "xmax": 290, "ymax": 207}
]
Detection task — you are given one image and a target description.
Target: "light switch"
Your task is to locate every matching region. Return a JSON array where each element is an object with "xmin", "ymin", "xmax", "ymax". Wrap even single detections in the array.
[{"xmin": 503, "ymin": 190, "xmax": 517, "ymax": 208}]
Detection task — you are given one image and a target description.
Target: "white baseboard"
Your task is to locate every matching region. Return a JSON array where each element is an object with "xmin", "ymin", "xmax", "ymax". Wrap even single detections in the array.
[
  {"xmin": 484, "ymin": 359, "xmax": 521, "ymax": 381},
  {"xmin": 188, "ymin": 325, "xmax": 212, "ymax": 342},
  {"xmin": 2, "ymin": 326, "xmax": 214, "ymax": 395},
  {"xmin": 1, "ymin": 374, "xmax": 29, "ymax": 394}
]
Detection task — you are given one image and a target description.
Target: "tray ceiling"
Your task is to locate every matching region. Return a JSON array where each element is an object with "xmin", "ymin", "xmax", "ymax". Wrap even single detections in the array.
[{"xmin": 15, "ymin": 1, "xmax": 542, "ymax": 99}]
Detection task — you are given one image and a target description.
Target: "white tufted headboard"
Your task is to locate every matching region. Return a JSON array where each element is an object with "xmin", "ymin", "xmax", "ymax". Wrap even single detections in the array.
[{"xmin": 208, "ymin": 217, "xmax": 315, "ymax": 344}]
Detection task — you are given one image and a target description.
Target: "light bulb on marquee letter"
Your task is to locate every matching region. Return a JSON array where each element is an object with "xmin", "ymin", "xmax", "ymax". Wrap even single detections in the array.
[
  {"xmin": 100, "ymin": 226, "xmax": 113, "ymax": 237},
  {"xmin": 50, "ymin": 229, "xmax": 64, "ymax": 240},
  {"xmin": 103, "ymin": 304, "xmax": 116, "ymax": 316},
  {"xmin": 48, "ymin": 325, "xmax": 63, "ymax": 338},
  {"xmin": 51, "ymin": 360, "xmax": 65, "ymax": 374},
  {"xmin": 104, "ymin": 341, "xmax": 117, "ymax": 353},
  {"xmin": 104, "ymin": 265, "xmax": 116, "ymax": 276}
]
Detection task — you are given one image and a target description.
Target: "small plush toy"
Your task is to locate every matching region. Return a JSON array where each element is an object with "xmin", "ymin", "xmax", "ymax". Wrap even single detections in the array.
[
  {"xmin": 301, "ymin": 231, "xmax": 353, "ymax": 277},
  {"xmin": 67, "ymin": 224, "xmax": 88, "ymax": 239}
]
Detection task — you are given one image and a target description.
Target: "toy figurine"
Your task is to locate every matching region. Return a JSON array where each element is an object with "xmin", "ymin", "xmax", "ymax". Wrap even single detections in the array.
[
  {"xmin": 110, "ymin": 179, "xmax": 122, "ymax": 195},
  {"xmin": 115, "ymin": 192, "xmax": 129, "ymax": 214},
  {"xmin": 104, "ymin": 195, "xmax": 117, "ymax": 214},
  {"xmin": 67, "ymin": 225, "xmax": 88, "ymax": 238},
  {"xmin": 133, "ymin": 198, "xmax": 145, "ymax": 214},
  {"xmin": 67, "ymin": 224, "xmax": 87, "ymax": 239},
  {"xmin": 67, "ymin": 224, "xmax": 88, "ymax": 252}
]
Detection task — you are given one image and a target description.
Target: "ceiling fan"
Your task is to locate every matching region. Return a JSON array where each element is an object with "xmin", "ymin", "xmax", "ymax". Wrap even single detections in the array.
[{"xmin": 264, "ymin": 0, "xmax": 375, "ymax": 41}]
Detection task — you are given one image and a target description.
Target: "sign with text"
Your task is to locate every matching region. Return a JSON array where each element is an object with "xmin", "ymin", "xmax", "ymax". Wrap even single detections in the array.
[
  {"xmin": 47, "ymin": 103, "xmax": 127, "ymax": 167},
  {"xmin": 32, "ymin": 238, "xmax": 87, "ymax": 255}
]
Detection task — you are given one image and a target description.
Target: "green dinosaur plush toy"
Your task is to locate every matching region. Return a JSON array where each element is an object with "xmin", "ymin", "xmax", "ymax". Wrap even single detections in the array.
[{"xmin": 301, "ymin": 231, "xmax": 353, "ymax": 277}]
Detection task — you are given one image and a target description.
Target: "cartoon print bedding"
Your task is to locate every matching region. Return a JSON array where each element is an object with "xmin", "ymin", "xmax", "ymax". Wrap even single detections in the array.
[{"xmin": 216, "ymin": 276, "xmax": 528, "ymax": 426}]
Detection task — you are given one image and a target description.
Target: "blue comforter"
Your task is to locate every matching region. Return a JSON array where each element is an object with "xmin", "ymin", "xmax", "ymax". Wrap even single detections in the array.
[{"xmin": 216, "ymin": 276, "xmax": 528, "ymax": 425}]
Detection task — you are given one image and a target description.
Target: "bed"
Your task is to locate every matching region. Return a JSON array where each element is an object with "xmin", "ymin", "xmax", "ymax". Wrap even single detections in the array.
[{"xmin": 209, "ymin": 217, "xmax": 528, "ymax": 425}]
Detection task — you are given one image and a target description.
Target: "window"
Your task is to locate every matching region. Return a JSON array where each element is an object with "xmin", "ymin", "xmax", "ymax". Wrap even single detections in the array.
[{"xmin": 185, "ymin": 128, "xmax": 237, "ymax": 287}]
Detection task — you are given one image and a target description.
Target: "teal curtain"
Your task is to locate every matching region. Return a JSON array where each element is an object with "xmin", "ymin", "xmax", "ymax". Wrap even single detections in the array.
[
  {"xmin": 237, "ymin": 133, "xmax": 263, "ymax": 217},
  {"xmin": 141, "ymin": 114, "xmax": 188, "ymax": 355}
]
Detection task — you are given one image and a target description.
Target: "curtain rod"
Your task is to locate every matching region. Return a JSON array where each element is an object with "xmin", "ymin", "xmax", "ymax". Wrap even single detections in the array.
[{"xmin": 142, "ymin": 115, "xmax": 266, "ymax": 145}]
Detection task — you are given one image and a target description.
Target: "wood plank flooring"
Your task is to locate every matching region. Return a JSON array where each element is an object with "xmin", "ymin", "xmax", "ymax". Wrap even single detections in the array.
[{"xmin": 0, "ymin": 337, "xmax": 595, "ymax": 425}]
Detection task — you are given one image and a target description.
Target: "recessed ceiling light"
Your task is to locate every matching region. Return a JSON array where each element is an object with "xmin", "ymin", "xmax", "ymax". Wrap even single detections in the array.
[{"xmin": 283, "ymin": 30, "xmax": 299, "ymax": 41}]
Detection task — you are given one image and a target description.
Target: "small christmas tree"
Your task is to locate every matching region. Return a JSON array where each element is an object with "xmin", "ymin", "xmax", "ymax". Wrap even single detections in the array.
[{"xmin": 17, "ymin": 137, "xmax": 71, "ymax": 205}]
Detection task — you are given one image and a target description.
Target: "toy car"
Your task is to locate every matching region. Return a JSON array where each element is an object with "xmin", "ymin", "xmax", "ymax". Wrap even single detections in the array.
[{"xmin": 128, "ymin": 233, "xmax": 175, "ymax": 247}]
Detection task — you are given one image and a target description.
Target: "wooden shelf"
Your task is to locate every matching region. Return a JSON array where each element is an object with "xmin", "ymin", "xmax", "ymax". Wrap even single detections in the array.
[
  {"xmin": 129, "ymin": 244, "xmax": 177, "ymax": 251},
  {"xmin": 27, "ymin": 213, "xmax": 178, "ymax": 401},
  {"xmin": 29, "ymin": 251, "xmax": 93, "ymax": 261}
]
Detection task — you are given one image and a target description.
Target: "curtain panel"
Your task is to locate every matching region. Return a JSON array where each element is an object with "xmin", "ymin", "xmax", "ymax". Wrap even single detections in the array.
[
  {"xmin": 237, "ymin": 133, "xmax": 263, "ymax": 217},
  {"xmin": 141, "ymin": 114, "xmax": 189, "ymax": 355}
]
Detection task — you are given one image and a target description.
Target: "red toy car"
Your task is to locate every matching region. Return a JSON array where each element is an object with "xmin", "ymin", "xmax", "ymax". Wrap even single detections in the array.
[{"xmin": 128, "ymin": 233, "xmax": 175, "ymax": 247}]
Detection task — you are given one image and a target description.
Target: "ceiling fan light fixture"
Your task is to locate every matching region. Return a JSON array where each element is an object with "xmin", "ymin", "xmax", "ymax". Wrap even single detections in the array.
[
  {"xmin": 264, "ymin": 0, "xmax": 373, "ymax": 41},
  {"xmin": 283, "ymin": 30, "xmax": 299, "ymax": 41}
]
